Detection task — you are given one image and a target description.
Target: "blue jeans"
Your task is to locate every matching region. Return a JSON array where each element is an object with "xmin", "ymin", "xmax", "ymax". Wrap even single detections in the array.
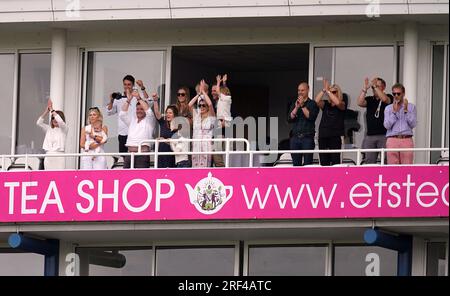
[{"xmin": 290, "ymin": 134, "xmax": 315, "ymax": 166}]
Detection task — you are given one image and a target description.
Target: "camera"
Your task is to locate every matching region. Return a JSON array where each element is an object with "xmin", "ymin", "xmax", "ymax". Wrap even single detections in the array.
[{"xmin": 111, "ymin": 92, "xmax": 123, "ymax": 100}]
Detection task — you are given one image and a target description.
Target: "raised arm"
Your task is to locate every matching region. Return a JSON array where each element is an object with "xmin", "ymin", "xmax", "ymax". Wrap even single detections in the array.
[
  {"xmin": 152, "ymin": 93, "xmax": 162, "ymax": 120},
  {"xmin": 136, "ymin": 80, "xmax": 150, "ymax": 100},
  {"xmin": 357, "ymin": 78, "xmax": 369, "ymax": 107},
  {"xmin": 327, "ymin": 90, "xmax": 346, "ymax": 111},
  {"xmin": 201, "ymin": 88, "xmax": 215, "ymax": 117},
  {"xmin": 36, "ymin": 103, "xmax": 50, "ymax": 132},
  {"xmin": 315, "ymin": 79, "xmax": 330, "ymax": 110}
]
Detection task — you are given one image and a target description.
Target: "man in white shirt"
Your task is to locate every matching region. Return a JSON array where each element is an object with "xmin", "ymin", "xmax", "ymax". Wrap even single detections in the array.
[
  {"xmin": 106, "ymin": 75, "xmax": 150, "ymax": 154},
  {"xmin": 120, "ymin": 88, "xmax": 156, "ymax": 169}
]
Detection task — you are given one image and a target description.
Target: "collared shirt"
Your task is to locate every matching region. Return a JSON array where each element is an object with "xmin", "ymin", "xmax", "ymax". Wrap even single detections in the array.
[
  {"xmin": 119, "ymin": 108, "xmax": 156, "ymax": 147},
  {"xmin": 36, "ymin": 113, "xmax": 68, "ymax": 152},
  {"xmin": 384, "ymin": 102, "xmax": 417, "ymax": 137},
  {"xmin": 287, "ymin": 98, "xmax": 319, "ymax": 136}
]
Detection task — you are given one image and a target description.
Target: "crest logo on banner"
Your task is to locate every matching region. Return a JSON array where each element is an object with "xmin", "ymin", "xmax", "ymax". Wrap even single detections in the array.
[{"xmin": 185, "ymin": 172, "xmax": 233, "ymax": 214}]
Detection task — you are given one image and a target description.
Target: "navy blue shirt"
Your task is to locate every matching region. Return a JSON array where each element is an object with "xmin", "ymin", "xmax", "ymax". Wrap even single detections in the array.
[{"xmin": 287, "ymin": 98, "xmax": 319, "ymax": 136}]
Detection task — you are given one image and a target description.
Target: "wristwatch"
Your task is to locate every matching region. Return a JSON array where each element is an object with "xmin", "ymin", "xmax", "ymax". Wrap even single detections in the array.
[{"xmin": 141, "ymin": 87, "xmax": 146, "ymax": 91}]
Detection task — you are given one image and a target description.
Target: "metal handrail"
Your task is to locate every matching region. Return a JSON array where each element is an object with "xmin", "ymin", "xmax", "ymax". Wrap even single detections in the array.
[{"xmin": 0, "ymin": 140, "xmax": 448, "ymax": 171}]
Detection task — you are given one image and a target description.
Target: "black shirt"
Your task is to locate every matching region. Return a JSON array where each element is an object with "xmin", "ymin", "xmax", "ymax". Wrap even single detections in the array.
[
  {"xmin": 287, "ymin": 98, "xmax": 319, "ymax": 136},
  {"xmin": 365, "ymin": 94, "xmax": 392, "ymax": 136},
  {"xmin": 319, "ymin": 101, "xmax": 346, "ymax": 138}
]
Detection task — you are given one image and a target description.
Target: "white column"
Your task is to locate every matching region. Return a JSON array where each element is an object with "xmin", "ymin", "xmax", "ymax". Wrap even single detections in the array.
[
  {"xmin": 402, "ymin": 22, "xmax": 419, "ymax": 104},
  {"xmin": 50, "ymin": 29, "xmax": 66, "ymax": 110}
]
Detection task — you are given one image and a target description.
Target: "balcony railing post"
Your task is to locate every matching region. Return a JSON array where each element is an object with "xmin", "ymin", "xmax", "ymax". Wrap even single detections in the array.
[
  {"xmin": 356, "ymin": 150, "xmax": 361, "ymax": 166},
  {"xmin": 131, "ymin": 153, "xmax": 135, "ymax": 169},
  {"xmin": 225, "ymin": 139, "xmax": 230, "ymax": 168},
  {"xmin": 154, "ymin": 141, "xmax": 159, "ymax": 168},
  {"xmin": 381, "ymin": 148, "xmax": 385, "ymax": 165}
]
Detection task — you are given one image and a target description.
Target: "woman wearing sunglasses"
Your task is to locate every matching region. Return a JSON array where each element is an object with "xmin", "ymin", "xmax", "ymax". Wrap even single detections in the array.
[
  {"xmin": 175, "ymin": 86, "xmax": 193, "ymax": 127},
  {"xmin": 36, "ymin": 98, "xmax": 68, "ymax": 170},
  {"xmin": 315, "ymin": 79, "xmax": 346, "ymax": 166},
  {"xmin": 79, "ymin": 106, "xmax": 109, "ymax": 169},
  {"xmin": 188, "ymin": 79, "xmax": 216, "ymax": 167}
]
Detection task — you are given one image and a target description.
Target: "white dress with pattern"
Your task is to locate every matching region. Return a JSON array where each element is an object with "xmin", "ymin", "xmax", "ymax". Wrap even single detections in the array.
[{"xmin": 192, "ymin": 110, "xmax": 215, "ymax": 168}]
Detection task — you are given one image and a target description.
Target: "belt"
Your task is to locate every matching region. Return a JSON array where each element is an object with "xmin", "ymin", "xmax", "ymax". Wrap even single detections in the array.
[{"xmin": 389, "ymin": 135, "xmax": 412, "ymax": 139}]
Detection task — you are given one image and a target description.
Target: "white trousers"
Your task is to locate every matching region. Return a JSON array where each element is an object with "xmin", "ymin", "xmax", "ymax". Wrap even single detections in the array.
[
  {"xmin": 44, "ymin": 151, "xmax": 65, "ymax": 170},
  {"xmin": 80, "ymin": 154, "xmax": 107, "ymax": 170}
]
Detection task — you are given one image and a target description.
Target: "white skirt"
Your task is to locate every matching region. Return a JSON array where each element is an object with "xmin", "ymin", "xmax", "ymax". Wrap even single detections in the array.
[{"xmin": 44, "ymin": 151, "xmax": 66, "ymax": 170}]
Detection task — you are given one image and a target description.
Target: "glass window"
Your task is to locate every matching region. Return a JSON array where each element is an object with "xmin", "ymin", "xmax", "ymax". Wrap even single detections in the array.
[
  {"xmin": 85, "ymin": 51, "xmax": 166, "ymax": 153},
  {"xmin": 426, "ymin": 242, "xmax": 447, "ymax": 276},
  {"xmin": 313, "ymin": 46, "xmax": 395, "ymax": 162},
  {"xmin": 156, "ymin": 246, "xmax": 235, "ymax": 276},
  {"xmin": 333, "ymin": 245, "xmax": 397, "ymax": 276},
  {"xmin": 0, "ymin": 54, "xmax": 15, "ymax": 155},
  {"xmin": 16, "ymin": 53, "xmax": 51, "ymax": 154},
  {"xmin": 77, "ymin": 247, "xmax": 152, "ymax": 276},
  {"xmin": 0, "ymin": 250, "xmax": 44, "ymax": 276},
  {"xmin": 430, "ymin": 45, "xmax": 445, "ymax": 163},
  {"xmin": 248, "ymin": 245, "xmax": 327, "ymax": 275}
]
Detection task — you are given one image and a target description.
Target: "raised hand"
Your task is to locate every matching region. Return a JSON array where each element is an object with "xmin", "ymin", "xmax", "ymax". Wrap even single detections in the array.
[
  {"xmin": 393, "ymin": 99, "xmax": 400, "ymax": 113},
  {"xmin": 295, "ymin": 98, "xmax": 302, "ymax": 109},
  {"xmin": 364, "ymin": 78, "xmax": 369, "ymax": 91},
  {"xmin": 323, "ymin": 78, "xmax": 330, "ymax": 91},
  {"xmin": 136, "ymin": 80, "xmax": 144, "ymax": 89},
  {"xmin": 47, "ymin": 98, "xmax": 53, "ymax": 111},
  {"xmin": 222, "ymin": 74, "xmax": 228, "ymax": 84},
  {"xmin": 216, "ymin": 75, "xmax": 222, "ymax": 84},
  {"xmin": 152, "ymin": 92, "xmax": 159, "ymax": 101}
]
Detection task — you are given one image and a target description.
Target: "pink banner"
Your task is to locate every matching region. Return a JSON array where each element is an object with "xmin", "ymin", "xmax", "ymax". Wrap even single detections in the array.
[{"xmin": 0, "ymin": 166, "xmax": 448, "ymax": 222}]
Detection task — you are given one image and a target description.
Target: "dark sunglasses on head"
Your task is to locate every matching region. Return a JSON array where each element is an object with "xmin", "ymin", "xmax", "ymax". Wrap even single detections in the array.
[
  {"xmin": 392, "ymin": 92, "xmax": 402, "ymax": 96},
  {"xmin": 89, "ymin": 107, "xmax": 100, "ymax": 111},
  {"xmin": 177, "ymin": 93, "xmax": 186, "ymax": 97}
]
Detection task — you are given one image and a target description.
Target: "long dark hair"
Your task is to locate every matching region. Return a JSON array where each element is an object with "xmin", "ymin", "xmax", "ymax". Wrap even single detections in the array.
[{"xmin": 51, "ymin": 110, "xmax": 66, "ymax": 128}]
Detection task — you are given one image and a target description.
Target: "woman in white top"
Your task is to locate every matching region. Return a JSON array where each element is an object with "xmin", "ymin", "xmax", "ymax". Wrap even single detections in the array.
[
  {"xmin": 36, "ymin": 99, "xmax": 68, "ymax": 170},
  {"xmin": 79, "ymin": 107, "xmax": 109, "ymax": 170},
  {"xmin": 188, "ymin": 80, "xmax": 216, "ymax": 168}
]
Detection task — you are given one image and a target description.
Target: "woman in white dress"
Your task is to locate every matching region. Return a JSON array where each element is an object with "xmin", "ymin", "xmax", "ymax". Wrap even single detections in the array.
[
  {"xmin": 188, "ymin": 80, "xmax": 216, "ymax": 168},
  {"xmin": 79, "ymin": 107, "xmax": 109, "ymax": 169},
  {"xmin": 36, "ymin": 99, "xmax": 68, "ymax": 170}
]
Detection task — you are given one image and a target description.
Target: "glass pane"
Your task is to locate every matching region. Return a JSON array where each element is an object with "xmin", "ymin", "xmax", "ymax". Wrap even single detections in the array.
[
  {"xmin": 86, "ymin": 51, "xmax": 165, "ymax": 153},
  {"xmin": 333, "ymin": 246, "xmax": 397, "ymax": 276},
  {"xmin": 426, "ymin": 242, "xmax": 447, "ymax": 276},
  {"xmin": 398, "ymin": 45, "xmax": 404, "ymax": 84},
  {"xmin": 430, "ymin": 45, "xmax": 445, "ymax": 163},
  {"xmin": 248, "ymin": 245, "xmax": 327, "ymax": 275},
  {"xmin": 156, "ymin": 246, "xmax": 235, "ymax": 276},
  {"xmin": 334, "ymin": 47, "xmax": 394, "ymax": 153},
  {"xmin": 0, "ymin": 251, "xmax": 44, "ymax": 276},
  {"xmin": 77, "ymin": 247, "xmax": 152, "ymax": 276},
  {"xmin": 0, "ymin": 54, "xmax": 15, "ymax": 155},
  {"xmin": 16, "ymin": 53, "xmax": 51, "ymax": 154}
]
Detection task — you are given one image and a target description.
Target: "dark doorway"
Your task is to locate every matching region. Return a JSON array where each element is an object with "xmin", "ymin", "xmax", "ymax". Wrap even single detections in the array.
[{"xmin": 170, "ymin": 44, "xmax": 309, "ymax": 150}]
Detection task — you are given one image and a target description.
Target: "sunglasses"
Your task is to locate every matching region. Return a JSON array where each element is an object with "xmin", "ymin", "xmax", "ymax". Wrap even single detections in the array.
[
  {"xmin": 392, "ymin": 92, "xmax": 402, "ymax": 96},
  {"xmin": 331, "ymin": 91, "xmax": 338, "ymax": 94},
  {"xmin": 177, "ymin": 93, "xmax": 186, "ymax": 97},
  {"xmin": 198, "ymin": 104, "xmax": 207, "ymax": 108},
  {"xmin": 89, "ymin": 107, "xmax": 99, "ymax": 111},
  {"xmin": 51, "ymin": 117, "xmax": 55, "ymax": 120}
]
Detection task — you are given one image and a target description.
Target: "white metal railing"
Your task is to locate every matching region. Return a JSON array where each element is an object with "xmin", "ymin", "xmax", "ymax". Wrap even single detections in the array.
[{"xmin": 0, "ymin": 137, "xmax": 448, "ymax": 171}]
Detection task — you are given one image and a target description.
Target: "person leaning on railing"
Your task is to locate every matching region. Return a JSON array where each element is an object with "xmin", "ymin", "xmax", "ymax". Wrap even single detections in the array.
[
  {"xmin": 315, "ymin": 79, "xmax": 346, "ymax": 166},
  {"xmin": 119, "ymin": 87, "xmax": 156, "ymax": 169},
  {"xmin": 36, "ymin": 98, "xmax": 68, "ymax": 170},
  {"xmin": 383, "ymin": 83, "xmax": 417, "ymax": 165},
  {"xmin": 288, "ymin": 82, "xmax": 319, "ymax": 166}
]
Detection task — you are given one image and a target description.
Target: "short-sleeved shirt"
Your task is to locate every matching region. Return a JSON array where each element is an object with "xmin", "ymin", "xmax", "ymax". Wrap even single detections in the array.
[{"xmin": 365, "ymin": 94, "xmax": 392, "ymax": 136}]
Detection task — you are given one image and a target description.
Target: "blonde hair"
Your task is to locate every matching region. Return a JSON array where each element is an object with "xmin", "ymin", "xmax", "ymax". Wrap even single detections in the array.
[
  {"xmin": 220, "ymin": 86, "xmax": 231, "ymax": 96},
  {"xmin": 88, "ymin": 107, "xmax": 103, "ymax": 124},
  {"xmin": 329, "ymin": 84, "xmax": 343, "ymax": 102}
]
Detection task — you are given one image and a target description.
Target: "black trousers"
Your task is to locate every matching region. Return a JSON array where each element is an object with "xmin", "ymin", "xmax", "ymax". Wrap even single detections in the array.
[
  {"xmin": 124, "ymin": 155, "xmax": 150, "ymax": 169},
  {"xmin": 318, "ymin": 136, "xmax": 342, "ymax": 166},
  {"xmin": 118, "ymin": 135, "xmax": 128, "ymax": 153}
]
